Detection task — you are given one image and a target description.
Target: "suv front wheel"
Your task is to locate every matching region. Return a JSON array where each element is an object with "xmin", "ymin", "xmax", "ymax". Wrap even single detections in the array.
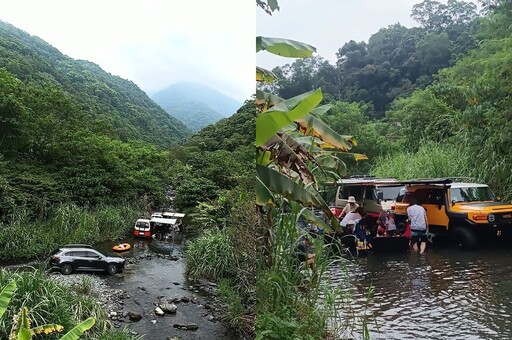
[
  {"xmin": 453, "ymin": 227, "xmax": 478, "ymax": 250},
  {"xmin": 61, "ymin": 263, "xmax": 73, "ymax": 275},
  {"xmin": 107, "ymin": 264, "xmax": 118, "ymax": 275}
]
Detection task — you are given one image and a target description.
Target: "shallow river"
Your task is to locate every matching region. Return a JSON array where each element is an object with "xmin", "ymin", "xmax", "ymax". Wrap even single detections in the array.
[{"xmin": 328, "ymin": 245, "xmax": 512, "ymax": 340}]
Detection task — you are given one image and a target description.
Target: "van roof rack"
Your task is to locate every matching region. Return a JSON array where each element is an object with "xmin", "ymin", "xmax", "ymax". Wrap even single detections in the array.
[
  {"xmin": 62, "ymin": 244, "xmax": 93, "ymax": 248},
  {"xmin": 349, "ymin": 175, "xmax": 376, "ymax": 179},
  {"xmin": 445, "ymin": 177, "xmax": 478, "ymax": 183}
]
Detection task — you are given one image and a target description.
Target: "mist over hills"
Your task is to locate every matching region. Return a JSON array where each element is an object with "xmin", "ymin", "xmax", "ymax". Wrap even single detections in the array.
[{"xmin": 151, "ymin": 82, "xmax": 243, "ymax": 132}]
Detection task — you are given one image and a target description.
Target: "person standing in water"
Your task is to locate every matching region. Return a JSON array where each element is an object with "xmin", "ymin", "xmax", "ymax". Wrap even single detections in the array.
[{"xmin": 407, "ymin": 196, "xmax": 429, "ymax": 254}]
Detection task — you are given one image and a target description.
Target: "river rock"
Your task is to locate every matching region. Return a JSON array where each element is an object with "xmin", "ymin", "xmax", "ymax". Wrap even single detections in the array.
[
  {"xmin": 128, "ymin": 311, "xmax": 142, "ymax": 321},
  {"xmin": 173, "ymin": 323, "xmax": 199, "ymax": 330},
  {"xmin": 155, "ymin": 307, "xmax": 164, "ymax": 316},
  {"xmin": 159, "ymin": 301, "xmax": 177, "ymax": 313}
]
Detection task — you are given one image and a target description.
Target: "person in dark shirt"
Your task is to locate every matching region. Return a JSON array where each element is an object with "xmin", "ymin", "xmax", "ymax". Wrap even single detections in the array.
[{"xmin": 294, "ymin": 235, "xmax": 315, "ymax": 269}]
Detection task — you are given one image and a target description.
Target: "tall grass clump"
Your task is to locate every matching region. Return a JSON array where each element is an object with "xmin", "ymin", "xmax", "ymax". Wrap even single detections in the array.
[
  {"xmin": 0, "ymin": 202, "xmax": 144, "ymax": 261},
  {"xmin": 372, "ymin": 140, "xmax": 512, "ymax": 201},
  {"xmin": 256, "ymin": 202, "xmax": 348, "ymax": 340},
  {"xmin": 372, "ymin": 141, "xmax": 473, "ymax": 180},
  {"xmin": 184, "ymin": 189, "xmax": 257, "ymax": 337},
  {"xmin": 0, "ymin": 269, "xmax": 117, "ymax": 338},
  {"xmin": 185, "ymin": 228, "xmax": 237, "ymax": 282}
]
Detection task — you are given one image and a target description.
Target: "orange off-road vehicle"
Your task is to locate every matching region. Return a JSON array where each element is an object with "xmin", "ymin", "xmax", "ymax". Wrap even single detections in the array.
[{"xmin": 392, "ymin": 178, "xmax": 512, "ymax": 249}]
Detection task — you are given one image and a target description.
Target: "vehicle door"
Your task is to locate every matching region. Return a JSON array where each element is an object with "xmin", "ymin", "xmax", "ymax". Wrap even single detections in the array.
[
  {"xmin": 83, "ymin": 250, "xmax": 107, "ymax": 271},
  {"xmin": 415, "ymin": 188, "xmax": 449, "ymax": 230},
  {"xmin": 69, "ymin": 251, "xmax": 90, "ymax": 270}
]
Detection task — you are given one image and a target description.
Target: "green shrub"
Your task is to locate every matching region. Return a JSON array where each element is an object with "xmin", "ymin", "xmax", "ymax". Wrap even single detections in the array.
[
  {"xmin": 255, "ymin": 202, "xmax": 350, "ymax": 340},
  {"xmin": 0, "ymin": 202, "xmax": 143, "ymax": 261},
  {"xmin": 185, "ymin": 228, "xmax": 237, "ymax": 282}
]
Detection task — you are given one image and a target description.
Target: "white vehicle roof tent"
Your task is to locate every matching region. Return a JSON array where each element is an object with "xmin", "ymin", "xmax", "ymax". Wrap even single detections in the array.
[
  {"xmin": 150, "ymin": 217, "xmax": 178, "ymax": 225},
  {"xmin": 162, "ymin": 212, "xmax": 185, "ymax": 218}
]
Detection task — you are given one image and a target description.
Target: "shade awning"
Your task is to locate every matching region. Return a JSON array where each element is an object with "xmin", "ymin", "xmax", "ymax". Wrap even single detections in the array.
[{"xmin": 150, "ymin": 217, "xmax": 177, "ymax": 225}]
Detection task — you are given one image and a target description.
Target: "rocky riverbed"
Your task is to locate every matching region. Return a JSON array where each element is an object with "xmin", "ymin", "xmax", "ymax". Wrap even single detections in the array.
[{"xmin": 50, "ymin": 243, "xmax": 236, "ymax": 340}]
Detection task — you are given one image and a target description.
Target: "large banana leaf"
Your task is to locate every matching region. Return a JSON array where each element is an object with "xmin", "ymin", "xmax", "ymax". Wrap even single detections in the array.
[
  {"xmin": 309, "ymin": 104, "xmax": 332, "ymax": 116},
  {"xmin": 315, "ymin": 154, "xmax": 347, "ymax": 178},
  {"xmin": 256, "ymin": 89, "xmax": 283, "ymax": 112},
  {"xmin": 295, "ymin": 114, "xmax": 357, "ymax": 151},
  {"xmin": 256, "ymin": 66, "xmax": 278, "ymax": 83},
  {"xmin": 257, "ymin": 164, "xmax": 320, "ymax": 207},
  {"xmin": 300, "ymin": 208, "xmax": 333, "ymax": 231},
  {"xmin": 256, "ymin": 176, "xmax": 274, "ymax": 206},
  {"xmin": 256, "ymin": 89, "xmax": 322, "ymax": 146},
  {"xmin": 60, "ymin": 317, "xmax": 95, "ymax": 340},
  {"xmin": 261, "ymin": 133, "xmax": 317, "ymax": 185},
  {"xmin": 293, "ymin": 135, "xmax": 367, "ymax": 161},
  {"xmin": 256, "ymin": 165, "xmax": 338, "ymax": 231},
  {"xmin": 256, "ymin": 36, "xmax": 316, "ymax": 58},
  {"xmin": 31, "ymin": 324, "xmax": 64, "ymax": 336},
  {"xmin": 0, "ymin": 281, "xmax": 15, "ymax": 318}
]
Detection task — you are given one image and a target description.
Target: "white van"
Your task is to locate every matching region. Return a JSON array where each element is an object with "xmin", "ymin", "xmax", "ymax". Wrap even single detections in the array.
[
  {"xmin": 133, "ymin": 218, "xmax": 152, "ymax": 238},
  {"xmin": 335, "ymin": 177, "xmax": 403, "ymax": 218}
]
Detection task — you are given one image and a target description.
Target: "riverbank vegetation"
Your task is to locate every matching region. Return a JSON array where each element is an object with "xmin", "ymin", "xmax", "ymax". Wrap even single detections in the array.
[
  {"xmin": 0, "ymin": 269, "xmax": 133, "ymax": 339},
  {"xmin": 0, "ymin": 203, "xmax": 143, "ymax": 261},
  {"xmin": 173, "ymin": 102, "xmax": 256, "ymax": 337},
  {"xmin": 266, "ymin": 0, "xmax": 512, "ymax": 201}
]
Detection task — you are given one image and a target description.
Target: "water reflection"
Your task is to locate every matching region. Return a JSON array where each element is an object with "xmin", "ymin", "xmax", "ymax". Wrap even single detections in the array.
[{"xmin": 328, "ymin": 247, "xmax": 512, "ymax": 339}]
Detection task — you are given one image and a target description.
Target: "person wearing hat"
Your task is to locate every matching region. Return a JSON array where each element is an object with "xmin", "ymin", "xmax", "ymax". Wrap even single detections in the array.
[{"xmin": 339, "ymin": 196, "xmax": 360, "ymax": 219}]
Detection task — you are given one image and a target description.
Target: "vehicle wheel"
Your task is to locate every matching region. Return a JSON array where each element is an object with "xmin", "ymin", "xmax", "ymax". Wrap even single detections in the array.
[
  {"xmin": 61, "ymin": 264, "xmax": 73, "ymax": 275},
  {"xmin": 453, "ymin": 228, "xmax": 478, "ymax": 250},
  {"xmin": 107, "ymin": 264, "xmax": 118, "ymax": 275}
]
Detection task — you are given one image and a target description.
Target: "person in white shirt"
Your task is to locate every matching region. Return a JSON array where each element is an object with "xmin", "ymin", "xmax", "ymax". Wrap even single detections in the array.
[
  {"xmin": 340, "ymin": 207, "xmax": 366, "ymax": 228},
  {"xmin": 407, "ymin": 197, "xmax": 429, "ymax": 254}
]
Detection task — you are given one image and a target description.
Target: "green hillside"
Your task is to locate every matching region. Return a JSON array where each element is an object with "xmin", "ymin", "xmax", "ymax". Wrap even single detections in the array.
[
  {"xmin": 0, "ymin": 20, "xmax": 191, "ymax": 147},
  {"xmin": 0, "ymin": 21, "xmax": 191, "ymax": 217}
]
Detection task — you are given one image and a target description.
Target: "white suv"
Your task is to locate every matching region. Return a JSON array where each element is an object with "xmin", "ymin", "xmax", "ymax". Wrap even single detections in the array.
[{"xmin": 335, "ymin": 177, "xmax": 403, "ymax": 217}]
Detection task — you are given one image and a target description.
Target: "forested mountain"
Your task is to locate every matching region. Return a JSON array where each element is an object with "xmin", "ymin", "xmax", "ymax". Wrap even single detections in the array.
[
  {"xmin": 0, "ymin": 20, "xmax": 190, "ymax": 147},
  {"xmin": 151, "ymin": 82, "xmax": 242, "ymax": 131},
  {"xmin": 0, "ymin": 20, "xmax": 191, "ymax": 218},
  {"xmin": 266, "ymin": 0, "xmax": 480, "ymax": 117}
]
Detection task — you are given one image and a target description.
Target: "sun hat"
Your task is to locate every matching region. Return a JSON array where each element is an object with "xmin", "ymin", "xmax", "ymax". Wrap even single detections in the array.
[{"xmin": 347, "ymin": 196, "xmax": 356, "ymax": 203}]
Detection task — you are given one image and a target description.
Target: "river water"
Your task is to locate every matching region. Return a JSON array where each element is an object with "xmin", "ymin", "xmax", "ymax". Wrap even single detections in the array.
[{"xmin": 328, "ymin": 245, "xmax": 512, "ymax": 340}]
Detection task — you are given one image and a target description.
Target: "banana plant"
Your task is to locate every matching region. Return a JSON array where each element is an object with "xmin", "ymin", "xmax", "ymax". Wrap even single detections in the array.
[
  {"xmin": 256, "ymin": 33, "xmax": 367, "ymax": 232},
  {"xmin": 1, "ymin": 282, "xmax": 95, "ymax": 340},
  {"xmin": 11, "ymin": 307, "xmax": 95, "ymax": 340},
  {"xmin": 0, "ymin": 281, "xmax": 15, "ymax": 319}
]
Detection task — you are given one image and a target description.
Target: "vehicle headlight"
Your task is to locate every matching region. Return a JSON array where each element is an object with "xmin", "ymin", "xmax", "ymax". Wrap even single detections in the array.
[{"xmin": 488, "ymin": 214, "xmax": 495, "ymax": 223}]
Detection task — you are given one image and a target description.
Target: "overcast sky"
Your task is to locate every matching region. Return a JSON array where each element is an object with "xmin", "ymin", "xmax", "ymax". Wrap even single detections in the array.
[
  {"xmin": 258, "ymin": 0, "xmax": 453, "ymax": 70},
  {"xmin": 1, "ymin": 1, "xmax": 477, "ymax": 104},
  {"xmin": 0, "ymin": 0, "xmax": 255, "ymax": 102}
]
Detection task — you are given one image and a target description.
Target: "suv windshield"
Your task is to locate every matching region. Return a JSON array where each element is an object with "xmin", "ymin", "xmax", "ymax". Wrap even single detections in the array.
[{"xmin": 450, "ymin": 186, "xmax": 496, "ymax": 202}]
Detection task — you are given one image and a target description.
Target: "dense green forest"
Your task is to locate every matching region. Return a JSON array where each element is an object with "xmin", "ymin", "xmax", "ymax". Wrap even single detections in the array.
[
  {"xmin": 0, "ymin": 20, "xmax": 193, "ymax": 222},
  {"xmin": 262, "ymin": 0, "xmax": 512, "ymax": 201}
]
